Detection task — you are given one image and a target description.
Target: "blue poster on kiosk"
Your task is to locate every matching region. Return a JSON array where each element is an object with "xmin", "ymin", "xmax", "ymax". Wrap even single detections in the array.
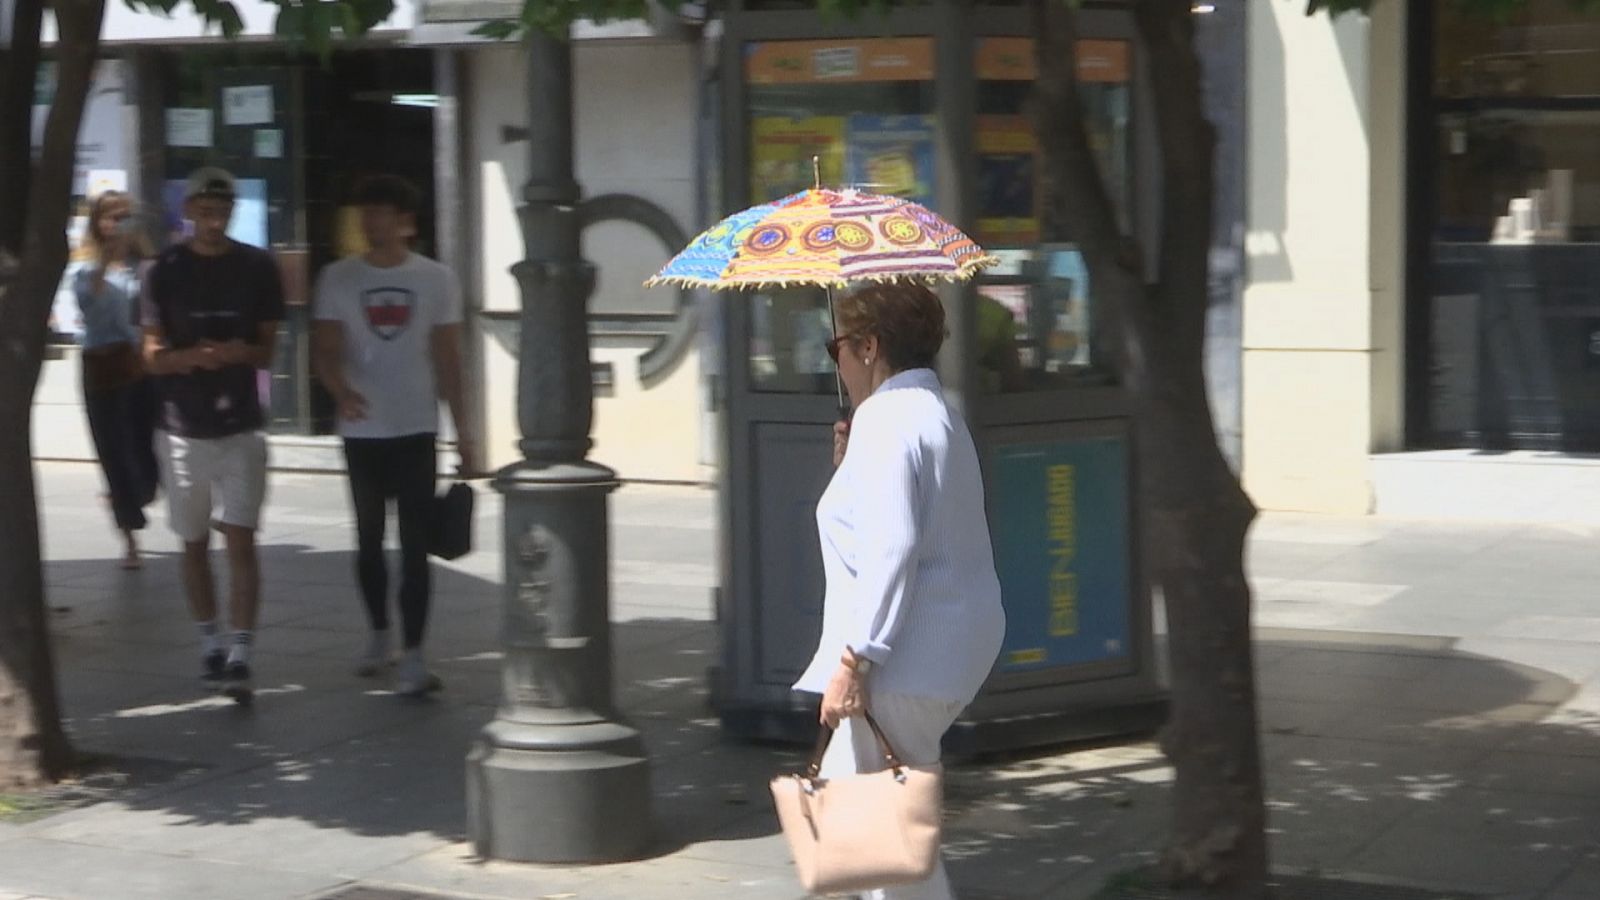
[{"xmin": 991, "ymin": 435, "xmax": 1132, "ymax": 673}]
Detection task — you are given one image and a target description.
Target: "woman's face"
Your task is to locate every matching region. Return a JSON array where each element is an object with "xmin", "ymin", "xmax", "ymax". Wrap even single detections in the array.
[
  {"xmin": 830, "ymin": 319, "xmax": 880, "ymax": 409},
  {"xmin": 96, "ymin": 200, "xmax": 131, "ymax": 244}
]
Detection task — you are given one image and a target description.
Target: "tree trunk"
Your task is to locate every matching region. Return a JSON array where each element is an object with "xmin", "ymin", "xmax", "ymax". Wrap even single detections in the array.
[
  {"xmin": 1034, "ymin": 0, "xmax": 1268, "ymax": 896},
  {"xmin": 0, "ymin": 0, "xmax": 107, "ymax": 789},
  {"xmin": 0, "ymin": 0, "xmax": 45, "ymax": 251}
]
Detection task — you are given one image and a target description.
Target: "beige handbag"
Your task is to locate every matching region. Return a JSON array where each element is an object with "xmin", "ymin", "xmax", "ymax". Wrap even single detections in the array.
[{"xmin": 770, "ymin": 712, "xmax": 943, "ymax": 895}]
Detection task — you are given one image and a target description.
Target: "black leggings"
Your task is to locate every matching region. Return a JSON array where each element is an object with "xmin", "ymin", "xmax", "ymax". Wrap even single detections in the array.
[
  {"xmin": 84, "ymin": 377, "xmax": 159, "ymax": 532},
  {"xmin": 343, "ymin": 434, "xmax": 436, "ymax": 649}
]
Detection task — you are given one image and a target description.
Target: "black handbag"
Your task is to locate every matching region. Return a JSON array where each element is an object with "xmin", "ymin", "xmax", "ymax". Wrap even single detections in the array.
[{"xmin": 429, "ymin": 481, "xmax": 475, "ymax": 560}]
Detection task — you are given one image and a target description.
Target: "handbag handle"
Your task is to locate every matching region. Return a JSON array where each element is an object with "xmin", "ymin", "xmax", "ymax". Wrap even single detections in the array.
[{"xmin": 804, "ymin": 711, "xmax": 906, "ymax": 779}]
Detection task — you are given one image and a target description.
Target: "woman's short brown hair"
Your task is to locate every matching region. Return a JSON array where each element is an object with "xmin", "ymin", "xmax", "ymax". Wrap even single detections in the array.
[{"xmin": 835, "ymin": 282, "xmax": 947, "ymax": 372}]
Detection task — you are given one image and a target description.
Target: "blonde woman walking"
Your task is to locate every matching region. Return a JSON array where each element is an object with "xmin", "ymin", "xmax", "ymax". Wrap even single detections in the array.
[{"xmin": 72, "ymin": 190, "xmax": 159, "ymax": 569}]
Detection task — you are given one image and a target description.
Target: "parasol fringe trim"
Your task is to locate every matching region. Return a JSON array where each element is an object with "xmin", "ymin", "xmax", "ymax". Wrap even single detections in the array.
[{"xmin": 644, "ymin": 256, "xmax": 1001, "ymax": 290}]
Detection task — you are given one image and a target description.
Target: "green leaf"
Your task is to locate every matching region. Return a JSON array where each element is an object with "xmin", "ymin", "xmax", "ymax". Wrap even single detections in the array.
[
  {"xmin": 472, "ymin": 18, "xmax": 522, "ymax": 39},
  {"xmin": 352, "ymin": 0, "xmax": 395, "ymax": 31},
  {"xmin": 274, "ymin": 3, "xmax": 306, "ymax": 37},
  {"xmin": 215, "ymin": 1, "xmax": 245, "ymax": 37}
]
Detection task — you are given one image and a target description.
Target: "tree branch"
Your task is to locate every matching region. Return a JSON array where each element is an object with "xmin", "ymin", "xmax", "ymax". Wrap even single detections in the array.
[
  {"xmin": 5, "ymin": 0, "xmax": 105, "ymax": 388},
  {"xmin": 1031, "ymin": 0, "xmax": 1150, "ymax": 387},
  {"xmin": 0, "ymin": 0, "xmax": 45, "ymax": 255},
  {"xmin": 1132, "ymin": 0, "xmax": 1215, "ymax": 349}
]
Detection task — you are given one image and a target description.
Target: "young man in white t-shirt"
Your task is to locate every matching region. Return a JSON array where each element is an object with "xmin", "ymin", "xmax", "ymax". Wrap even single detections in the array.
[{"xmin": 312, "ymin": 175, "xmax": 478, "ymax": 697}]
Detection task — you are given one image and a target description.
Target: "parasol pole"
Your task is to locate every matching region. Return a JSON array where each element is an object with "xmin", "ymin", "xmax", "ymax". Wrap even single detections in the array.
[
  {"xmin": 815, "ymin": 155, "xmax": 847, "ymax": 414},
  {"xmin": 827, "ymin": 285, "xmax": 845, "ymax": 412}
]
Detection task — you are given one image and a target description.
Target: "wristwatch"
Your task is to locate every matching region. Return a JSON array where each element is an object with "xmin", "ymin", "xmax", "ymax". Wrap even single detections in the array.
[{"xmin": 844, "ymin": 648, "xmax": 874, "ymax": 675}]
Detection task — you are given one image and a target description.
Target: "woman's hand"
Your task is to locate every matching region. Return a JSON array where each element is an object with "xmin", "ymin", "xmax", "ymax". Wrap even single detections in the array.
[
  {"xmin": 832, "ymin": 419, "xmax": 850, "ymax": 468},
  {"xmin": 819, "ymin": 660, "xmax": 867, "ymax": 728}
]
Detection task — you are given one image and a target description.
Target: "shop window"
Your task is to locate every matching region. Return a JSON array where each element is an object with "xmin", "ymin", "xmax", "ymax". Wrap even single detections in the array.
[{"xmin": 1421, "ymin": 1, "xmax": 1600, "ymax": 449}]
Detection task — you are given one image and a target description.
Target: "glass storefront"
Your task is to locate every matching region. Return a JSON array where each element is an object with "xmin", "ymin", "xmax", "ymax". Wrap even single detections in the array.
[
  {"xmin": 155, "ymin": 48, "xmax": 438, "ymax": 436},
  {"xmin": 1420, "ymin": 1, "xmax": 1600, "ymax": 449}
]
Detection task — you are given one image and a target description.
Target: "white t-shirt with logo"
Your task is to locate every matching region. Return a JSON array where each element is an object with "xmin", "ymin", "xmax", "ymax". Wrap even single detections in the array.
[{"xmin": 313, "ymin": 253, "xmax": 463, "ymax": 440}]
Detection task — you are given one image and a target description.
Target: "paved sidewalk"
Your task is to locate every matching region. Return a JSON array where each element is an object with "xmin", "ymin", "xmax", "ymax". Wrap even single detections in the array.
[{"xmin": 3, "ymin": 461, "xmax": 1600, "ymax": 899}]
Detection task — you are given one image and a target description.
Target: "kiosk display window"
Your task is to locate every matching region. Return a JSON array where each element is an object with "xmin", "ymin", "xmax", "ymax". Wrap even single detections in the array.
[
  {"xmin": 974, "ymin": 37, "xmax": 1131, "ymax": 392},
  {"xmin": 745, "ymin": 38, "xmax": 938, "ymax": 394}
]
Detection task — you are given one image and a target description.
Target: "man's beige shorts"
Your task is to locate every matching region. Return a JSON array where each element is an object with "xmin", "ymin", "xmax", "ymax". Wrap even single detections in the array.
[{"xmin": 156, "ymin": 431, "xmax": 269, "ymax": 543}]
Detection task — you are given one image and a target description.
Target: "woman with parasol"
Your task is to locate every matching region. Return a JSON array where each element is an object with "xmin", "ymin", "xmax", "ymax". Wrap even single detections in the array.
[{"xmin": 651, "ymin": 180, "xmax": 1006, "ymax": 899}]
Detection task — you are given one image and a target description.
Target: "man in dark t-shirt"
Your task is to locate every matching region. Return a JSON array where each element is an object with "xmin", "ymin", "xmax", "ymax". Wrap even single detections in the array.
[{"xmin": 141, "ymin": 167, "xmax": 285, "ymax": 701}]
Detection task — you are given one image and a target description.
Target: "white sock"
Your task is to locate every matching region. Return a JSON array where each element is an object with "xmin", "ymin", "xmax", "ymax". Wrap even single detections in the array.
[
  {"xmin": 198, "ymin": 620, "xmax": 223, "ymax": 656},
  {"xmin": 227, "ymin": 630, "xmax": 255, "ymax": 666}
]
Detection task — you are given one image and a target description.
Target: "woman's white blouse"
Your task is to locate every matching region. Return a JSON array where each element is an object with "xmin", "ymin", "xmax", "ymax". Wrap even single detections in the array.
[{"xmin": 794, "ymin": 367, "xmax": 1007, "ymax": 705}]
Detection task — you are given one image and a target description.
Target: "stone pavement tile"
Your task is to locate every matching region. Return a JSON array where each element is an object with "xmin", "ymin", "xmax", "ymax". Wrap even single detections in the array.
[
  {"xmin": 1259, "ymin": 645, "xmax": 1446, "ymax": 682},
  {"xmin": 1489, "ymin": 615, "xmax": 1600, "ymax": 644},
  {"xmin": 1452, "ymin": 637, "xmax": 1600, "ymax": 684},
  {"xmin": 1263, "ymin": 734, "xmax": 1491, "ymax": 871},
  {"xmin": 1343, "ymin": 787, "xmax": 1597, "ymax": 895},
  {"xmin": 1263, "ymin": 732, "xmax": 1493, "ymax": 775},
  {"xmin": 1031, "ymin": 849, "xmax": 1165, "ymax": 900},
  {"xmin": 1259, "ymin": 697, "xmax": 1365, "ymax": 740},
  {"xmin": 55, "ymin": 666, "xmax": 191, "ymax": 716},
  {"xmin": 1473, "ymin": 749, "xmax": 1600, "ymax": 798},
  {"xmin": 646, "ymin": 741, "xmax": 803, "ymax": 848},
  {"xmin": 1392, "ymin": 657, "xmax": 1577, "ymax": 714},
  {"xmin": 1257, "ymin": 663, "xmax": 1424, "ymax": 709},
  {"xmin": 65, "ymin": 680, "xmax": 463, "ymax": 770},
  {"xmin": 563, "ymin": 855, "xmax": 802, "ymax": 900},
  {"xmin": 27, "ymin": 805, "xmax": 220, "ymax": 855},
  {"xmin": 187, "ymin": 816, "xmax": 449, "ymax": 879},
  {"xmin": 1252, "ymin": 514, "xmax": 1405, "ymax": 545},
  {"xmin": 1501, "ymin": 705, "xmax": 1600, "ymax": 758},
  {"xmin": 1542, "ymin": 850, "xmax": 1600, "ymax": 899},
  {"xmin": 1327, "ymin": 699, "xmax": 1546, "ymax": 752},
  {"xmin": 64, "ymin": 637, "xmax": 205, "ymax": 680},
  {"xmin": 0, "ymin": 837, "xmax": 344, "ymax": 900},
  {"xmin": 931, "ymin": 748, "xmax": 1169, "ymax": 899},
  {"xmin": 1314, "ymin": 599, "xmax": 1520, "ymax": 644},
  {"xmin": 356, "ymin": 843, "xmax": 601, "ymax": 900},
  {"xmin": 1248, "ymin": 543, "xmax": 1358, "ymax": 581}
]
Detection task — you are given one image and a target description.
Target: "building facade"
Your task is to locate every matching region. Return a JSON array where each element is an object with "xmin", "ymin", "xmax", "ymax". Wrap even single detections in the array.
[
  {"xmin": 1246, "ymin": 0, "xmax": 1600, "ymax": 521},
  {"xmin": 34, "ymin": 0, "xmax": 714, "ymax": 484}
]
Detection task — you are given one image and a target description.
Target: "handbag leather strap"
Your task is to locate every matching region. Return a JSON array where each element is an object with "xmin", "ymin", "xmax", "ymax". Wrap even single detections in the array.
[{"xmin": 804, "ymin": 711, "xmax": 906, "ymax": 779}]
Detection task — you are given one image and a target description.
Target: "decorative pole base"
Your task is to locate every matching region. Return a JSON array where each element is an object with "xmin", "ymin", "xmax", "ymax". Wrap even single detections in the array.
[
  {"xmin": 467, "ymin": 719, "xmax": 651, "ymax": 862},
  {"xmin": 467, "ymin": 462, "xmax": 652, "ymax": 863}
]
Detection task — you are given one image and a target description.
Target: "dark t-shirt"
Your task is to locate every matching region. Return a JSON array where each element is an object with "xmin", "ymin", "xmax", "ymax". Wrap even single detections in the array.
[{"xmin": 141, "ymin": 241, "xmax": 286, "ymax": 439}]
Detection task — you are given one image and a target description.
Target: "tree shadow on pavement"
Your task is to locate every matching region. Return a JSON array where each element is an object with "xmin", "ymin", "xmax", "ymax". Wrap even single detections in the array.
[
  {"xmin": 38, "ymin": 546, "xmax": 797, "ymax": 861},
  {"xmin": 934, "ymin": 630, "xmax": 1600, "ymax": 900},
  {"xmin": 34, "ymin": 549, "xmax": 1600, "ymax": 899}
]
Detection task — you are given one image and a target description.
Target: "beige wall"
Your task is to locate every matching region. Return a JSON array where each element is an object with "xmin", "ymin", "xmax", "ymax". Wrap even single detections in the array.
[
  {"xmin": 1242, "ymin": 1, "xmax": 1406, "ymax": 513},
  {"xmin": 470, "ymin": 40, "xmax": 709, "ymax": 482}
]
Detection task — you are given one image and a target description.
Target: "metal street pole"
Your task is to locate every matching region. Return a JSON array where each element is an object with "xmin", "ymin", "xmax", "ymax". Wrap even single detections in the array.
[{"xmin": 465, "ymin": 27, "xmax": 653, "ymax": 863}]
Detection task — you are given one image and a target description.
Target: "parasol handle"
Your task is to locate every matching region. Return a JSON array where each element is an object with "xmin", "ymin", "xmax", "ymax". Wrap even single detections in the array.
[{"xmin": 826, "ymin": 285, "xmax": 846, "ymax": 412}]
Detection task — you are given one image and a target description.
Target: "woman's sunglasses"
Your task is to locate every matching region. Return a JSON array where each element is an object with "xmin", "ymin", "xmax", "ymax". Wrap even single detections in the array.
[{"xmin": 825, "ymin": 333, "xmax": 854, "ymax": 364}]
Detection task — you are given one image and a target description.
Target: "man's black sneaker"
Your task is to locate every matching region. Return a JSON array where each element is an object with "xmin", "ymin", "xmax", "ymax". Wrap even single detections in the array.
[
  {"xmin": 222, "ymin": 661, "xmax": 253, "ymax": 701},
  {"xmin": 201, "ymin": 651, "xmax": 227, "ymax": 692}
]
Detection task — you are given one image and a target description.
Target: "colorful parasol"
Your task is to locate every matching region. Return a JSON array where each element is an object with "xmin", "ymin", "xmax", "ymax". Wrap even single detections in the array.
[{"xmin": 645, "ymin": 187, "xmax": 998, "ymax": 290}]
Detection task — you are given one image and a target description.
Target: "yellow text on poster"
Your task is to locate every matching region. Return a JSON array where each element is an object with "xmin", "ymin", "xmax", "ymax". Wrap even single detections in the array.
[
  {"xmin": 1047, "ymin": 463, "xmax": 1078, "ymax": 637},
  {"xmin": 750, "ymin": 116, "xmax": 846, "ymax": 203}
]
